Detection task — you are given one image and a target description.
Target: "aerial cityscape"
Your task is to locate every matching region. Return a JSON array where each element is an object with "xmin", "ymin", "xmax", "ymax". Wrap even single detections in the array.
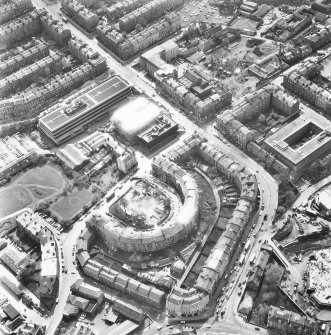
[{"xmin": 3, "ymin": 0, "xmax": 331, "ymax": 334}]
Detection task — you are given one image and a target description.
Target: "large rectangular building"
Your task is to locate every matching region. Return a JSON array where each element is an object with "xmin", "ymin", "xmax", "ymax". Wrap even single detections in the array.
[
  {"xmin": 38, "ymin": 76, "xmax": 131, "ymax": 145},
  {"xmin": 264, "ymin": 109, "xmax": 331, "ymax": 172}
]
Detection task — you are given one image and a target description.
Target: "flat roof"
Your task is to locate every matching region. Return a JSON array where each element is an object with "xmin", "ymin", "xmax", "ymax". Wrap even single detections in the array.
[
  {"xmin": 103, "ymin": 320, "xmax": 138, "ymax": 335},
  {"xmin": 137, "ymin": 114, "xmax": 178, "ymax": 144},
  {"xmin": 265, "ymin": 109, "xmax": 331, "ymax": 165},
  {"xmin": 39, "ymin": 76, "xmax": 129, "ymax": 132}
]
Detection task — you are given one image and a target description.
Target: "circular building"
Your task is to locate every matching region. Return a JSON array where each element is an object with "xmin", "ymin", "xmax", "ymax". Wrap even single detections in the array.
[{"xmin": 112, "ymin": 96, "xmax": 161, "ymax": 143}]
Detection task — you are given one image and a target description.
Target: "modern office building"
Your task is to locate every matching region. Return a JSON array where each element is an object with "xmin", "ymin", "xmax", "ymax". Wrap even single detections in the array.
[
  {"xmin": 264, "ymin": 109, "xmax": 331, "ymax": 172},
  {"xmin": 38, "ymin": 76, "xmax": 131, "ymax": 145}
]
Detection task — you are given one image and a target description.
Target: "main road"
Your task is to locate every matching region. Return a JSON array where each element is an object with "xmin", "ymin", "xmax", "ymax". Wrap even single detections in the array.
[{"xmin": 31, "ymin": 1, "xmax": 279, "ymax": 333}]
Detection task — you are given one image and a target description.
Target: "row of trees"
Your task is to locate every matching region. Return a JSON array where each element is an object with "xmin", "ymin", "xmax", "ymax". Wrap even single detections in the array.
[{"xmin": 0, "ymin": 118, "xmax": 38, "ymax": 137}]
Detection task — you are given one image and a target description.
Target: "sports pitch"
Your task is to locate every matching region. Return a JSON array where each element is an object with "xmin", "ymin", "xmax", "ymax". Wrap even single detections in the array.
[{"xmin": 51, "ymin": 189, "xmax": 92, "ymax": 220}]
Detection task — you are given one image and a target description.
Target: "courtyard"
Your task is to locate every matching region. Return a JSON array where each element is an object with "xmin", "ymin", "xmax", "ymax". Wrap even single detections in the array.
[{"xmin": 110, "ymin": 179, "xmax": 173, "ymax": 229}]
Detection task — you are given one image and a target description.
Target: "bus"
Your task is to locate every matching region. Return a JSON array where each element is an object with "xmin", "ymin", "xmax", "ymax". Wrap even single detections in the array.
[
  {"xmin": 106, "ymin": 192, "xmax": 115, "ymax": 202},
  {"xmin": 244, "ymin": 240, "xmax": 251, "ymax": 252},
  {"xmin": 239, "ymin": 254, "xmax": 245, "ymax": 266},
  {"xmin": 250, "ymin": 254, "xmax": 256, "ymax": 265}
]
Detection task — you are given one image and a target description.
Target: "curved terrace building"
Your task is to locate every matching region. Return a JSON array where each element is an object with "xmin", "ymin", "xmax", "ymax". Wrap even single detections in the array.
[
  {"xmin": 166, "ymin": 133, "xmax": 258, "ymax": 317},
  {"xmin": 95, "ymin": 158, "xmax": 199, "ymax": 252}
]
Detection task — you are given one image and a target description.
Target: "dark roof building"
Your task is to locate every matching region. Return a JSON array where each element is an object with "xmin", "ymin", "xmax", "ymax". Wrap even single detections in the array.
[
  {"xmin": 112, "ymin": 299, "xmax": 145, "ymax": 323},
  {"xmin": 137, "ymin": 114, "xmax": 179, "ymax": 150},
  {"xmin": 3, "ymin": 303, "xmax": 20, "ymax": 320}
]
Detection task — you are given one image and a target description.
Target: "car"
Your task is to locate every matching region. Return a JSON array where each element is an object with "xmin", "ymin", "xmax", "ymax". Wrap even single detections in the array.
[
  {"xmin": 180, "ymin": 320, "xmax": 186, "ymax": 324},
  {"xmin": 255, "ymin": 327, "xmax": 260, "ymax": 331}
]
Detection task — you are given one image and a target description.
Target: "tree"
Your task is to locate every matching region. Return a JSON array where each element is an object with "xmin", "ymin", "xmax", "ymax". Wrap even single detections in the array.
[
  {"xmin": 265, "ymin": 262, "xmax": 283, "ymax": 284},
  {"xmin": 62, "ymin": 220, "xmax": 72, "ymax": 231},
  {"xmin": 35, "ymin": 200, "xmax": 49, "ymax": 212},
  {"xmin": 18, "ymin": 259, "xmax": 37, "ymax": 285},
  {"xmin": 262, "ymin": 291, "xmax": 276, "ymax": 303}
]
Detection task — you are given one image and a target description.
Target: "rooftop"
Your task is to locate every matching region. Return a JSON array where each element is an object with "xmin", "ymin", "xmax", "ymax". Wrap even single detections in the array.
[
  {"xmin": 39, "ymin": 76, "xmax": 129, "ymax": 132},
  {"xmin": 112, "ymin": 96, "xmax": 161, "ymax": 136},
  {"xmin": 265, "ymin": 109, "xmax": 331, "ymax": 165}
]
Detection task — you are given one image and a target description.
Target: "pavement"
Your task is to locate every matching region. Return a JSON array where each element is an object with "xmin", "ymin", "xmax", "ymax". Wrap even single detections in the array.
[{"xmin": 28, "ymin": 1, "xmax": 280, "ymax": 333}]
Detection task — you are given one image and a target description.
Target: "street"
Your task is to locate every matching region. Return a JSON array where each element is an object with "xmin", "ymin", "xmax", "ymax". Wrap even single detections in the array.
[{"xmin": 30, "ymin": 1, "xmax": 279, "ymax": 334}]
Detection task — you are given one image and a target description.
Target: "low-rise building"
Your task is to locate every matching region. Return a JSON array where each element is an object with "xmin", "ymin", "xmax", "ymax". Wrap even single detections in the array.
[
  {"xmin": 247, "ymin": 250, "xmax": 270, "ymax": 291},
  {"xmin": 112, "ymin": 299, "xmax": 145, "ymax": 323},
  {"xmin": 312, "ymin": 0, "xmax": 331, "ymax": 14},
  {"xmin": 267, "ymin": 306, "xmax": 318, "ymax": 335},
  {"xmin": 107, "ymin": 137, "xmax": 137, "ymax": 174},
  {"xmin": 15, "ymin": 209, "xmax": 58, "ymax": 304}
]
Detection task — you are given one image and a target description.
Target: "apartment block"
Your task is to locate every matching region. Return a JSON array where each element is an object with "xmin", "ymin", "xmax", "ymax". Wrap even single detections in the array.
[
  {"xmin": 0, "ymin": 10, "xmax": 42, "ymax": 48},
  {"xmin": 40, "ymin": 12, "xmax": 72, "ymax": 46},
  {"xmin": 97, "ymin": 12, "xmax": 181, "ymax": 60},
  {"xmin": 61, "ymin": 0, "xmax": 99, "ymax": 32},
  {"xmin": 0, "ymin": 0, "xmax": 34, "ymax": 25},
  {"xmin": 0, "ymin": 39, "xmax": 49, "ymax": 77},
  {"xmin": 0, "ymin": 53, "xmax": 63, "ymax": 98},
  {"xmin": 118, "ymin": 0, "xmax": 183, "ymax": 33}
]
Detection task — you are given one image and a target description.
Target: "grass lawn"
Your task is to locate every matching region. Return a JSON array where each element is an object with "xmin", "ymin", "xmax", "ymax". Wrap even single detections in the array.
[
  {"xmin": 0, "ymin": 186, "xmax": 33, "ymax": 218},
  {"xmin": 51, "ymin": 189, "xmax": 92, "ymax": 220},
  {"xmin": 27, "ymin": 186, "xmax": 56, "ymax": 199},
  {"xmin": 17, "ymin": 165, "xmax": 64, "ymax": 189}
]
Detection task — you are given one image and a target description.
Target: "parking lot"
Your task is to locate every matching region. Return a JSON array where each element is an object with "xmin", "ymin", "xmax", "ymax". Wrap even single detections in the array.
[{"xmin": 179, "ymin": 0, "xmax": 229, "ymax": 28}]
